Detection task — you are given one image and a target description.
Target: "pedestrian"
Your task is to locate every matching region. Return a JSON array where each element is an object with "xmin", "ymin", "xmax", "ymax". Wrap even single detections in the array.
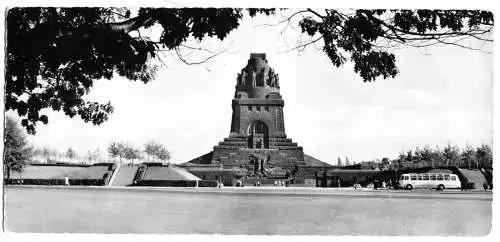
[{"xmin": 64, "ymin": 174, "xmax": 70, "ymax": 186}]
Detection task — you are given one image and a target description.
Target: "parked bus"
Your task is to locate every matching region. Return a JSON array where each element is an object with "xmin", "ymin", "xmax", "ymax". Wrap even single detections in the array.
[{"xmin": 399, "ymin": 173, "xmax": 461, "ymax": 190}]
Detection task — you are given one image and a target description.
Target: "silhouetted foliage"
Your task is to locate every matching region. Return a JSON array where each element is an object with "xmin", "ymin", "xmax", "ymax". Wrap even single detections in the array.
[
  {"xmin": 6, "ymin": 7, "xmax": 274, "ymax": 133},
  {"xmin": 6, "ymin": 8, "xmax": 493, "ymax": 133},
  {"xmin": 298, "ymin": 9, "xmax": 493, "ymax": 81}
]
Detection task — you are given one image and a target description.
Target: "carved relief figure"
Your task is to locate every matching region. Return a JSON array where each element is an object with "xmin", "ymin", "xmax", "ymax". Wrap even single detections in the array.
[
  {"xmin": 237, "ymin": 73, "xmax": 242, "ymax": 86},
  {"xmin": 241, "ymin": 70, "xmax": 247, "ymax": 85},
  {"xmin": 267, "ymin": 69, "xmax": 274, "ymax": 87},
  {"xmin": 255, "ymin": 138, "xmax": 263, "ymax": 149},
  {"xmin": 269, "ymin": 74, "xmax": 275, "ymax": 87},
  {"xmin": 250, "ymin": 155, "xmax": 259, "ymax": 173},
  {"xmin": 274, "ymin": 73, "xmax": 280, "ymax": 88},
  {"xmin": 251, "ymin": 70, "xmax": 257, "ymax": 87},
  {"xmin": 263, "ymin": 67, "xmax": 269, "ymax": 86}
]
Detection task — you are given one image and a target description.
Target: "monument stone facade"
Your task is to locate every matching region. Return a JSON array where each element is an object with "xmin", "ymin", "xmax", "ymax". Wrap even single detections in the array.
[{"xmin": 185, "ymin": 53, "xmax": 330, "ymax": 176}]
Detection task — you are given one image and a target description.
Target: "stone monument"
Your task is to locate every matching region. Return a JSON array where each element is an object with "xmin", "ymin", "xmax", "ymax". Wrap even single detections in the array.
[{"xmin": 184, "ymin": 53, "xmax": 330, "ymax": 175}]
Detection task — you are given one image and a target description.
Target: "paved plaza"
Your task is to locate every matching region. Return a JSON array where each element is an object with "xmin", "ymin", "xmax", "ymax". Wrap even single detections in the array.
[{"xmin": 4, "ymin": 186, "xmax": 492, "ymax": 235}]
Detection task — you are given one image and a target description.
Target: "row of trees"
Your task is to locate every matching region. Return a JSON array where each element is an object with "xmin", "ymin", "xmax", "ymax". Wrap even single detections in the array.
[
  {"xmin": 32, "ymin": 140, "xmax": 172, "ymax": 165},
  {"xmin": 358, "ymin": 143, "xmax": 493, "ymax": 170},
  {"xmin": 107, "ymin": 140, "xmax": 171, "ymax": 165},
  {"xmin": 31, "ymin": 146, "xmax": 104, "ymax": 164},
  {"xmin": 396, "ymin": 144, "xmax": 492, "ymax": 169}
]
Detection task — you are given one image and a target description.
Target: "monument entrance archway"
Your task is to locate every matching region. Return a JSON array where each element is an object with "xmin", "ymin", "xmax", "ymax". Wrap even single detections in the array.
[{"xmin": 247, "ymin": 121, "xmax": 269, "ymax": 149}]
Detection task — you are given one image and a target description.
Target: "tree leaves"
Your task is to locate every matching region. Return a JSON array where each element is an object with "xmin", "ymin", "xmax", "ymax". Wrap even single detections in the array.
[
  {"xmin": 4, "ymin": 116, "xmax": 32, "ymax": 178},
  {"xmin": 395, "ymin": 143, "xmax": 492, "ymax": 169},
  {"xmin": 352, "ymin": 51, "xmax": 398, "ymax": 81},
  {"xmin": 299, "ymin": 17, "xmax": 320, "ymax": 36},
  {"xmin": 144, "ymin": 140, "xmax": 170, "ymax": 162},
  {"xmin": 6, "ymin": 8, "xmax": 494, "ymax": 133},
  {"xmin": 6, "ymin": 7, "xmax": 258, "ymax": 134},
  {"xmin": 298, "ymin": 9, "xmax": 492, "ymax": 82}
]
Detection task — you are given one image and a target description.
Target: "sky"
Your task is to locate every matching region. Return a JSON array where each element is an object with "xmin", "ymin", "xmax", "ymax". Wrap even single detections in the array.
[{"xmin": 5, "ymin": 8, "xmax": 494, "ymax": 165}]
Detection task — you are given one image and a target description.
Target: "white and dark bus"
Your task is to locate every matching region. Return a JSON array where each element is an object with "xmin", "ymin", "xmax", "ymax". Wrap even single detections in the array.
[{"xmin": 399, "ymin": 173, "xmax": 461, "ymax": 190}]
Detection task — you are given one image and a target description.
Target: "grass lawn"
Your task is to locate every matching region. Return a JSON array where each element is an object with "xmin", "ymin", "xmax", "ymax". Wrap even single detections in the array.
[{"xmin": 4, "ymin": 186, "xmax": 492, "ymax": 235}]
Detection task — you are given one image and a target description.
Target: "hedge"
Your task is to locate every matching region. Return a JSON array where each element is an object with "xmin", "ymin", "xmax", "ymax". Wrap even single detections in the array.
[
  {"xmin": 142, "ymin": 162, "xmax": 165, "ymax": 167},
  {"xmin": 198, "ymin": 180, "xmax": 219, "ymax": 187},
  {"xmin": 5, "ymin": 179, "xmax": 105, "ymax": 186},
  {"xmin": 28, "ymin": 163, "xmax": 89, "ymax": 167},
  {"xmin": 92, "ymin": 163, "xmax": 116, "ymax": 170},
  {"xmin": 133, "ymin": 180, "xmax": 219, "ymax": 187},
  {"xmin": 133, "ymin": 180, "xmax": 197, "ymax": 187},
  {"xmin": 461, "ymin": 182, "xmax": 476, "ymax": 190}
]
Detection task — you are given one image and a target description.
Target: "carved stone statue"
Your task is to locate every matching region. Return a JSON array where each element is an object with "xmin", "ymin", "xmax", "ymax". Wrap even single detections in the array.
[
  {"xmin": 256, "ymin": 138, "xmax": 263, "ymax": 149},
  {"xmin": 267, "ymin": 69, "xmax": 273, "ymax": 87},
  {"xmin": 241, "ymin": 70, "xmax": 247, "ymax": 85},
  {"xmin": 237, "ymin": 73, "xmax": 242, "ymax": 86},
  {"xmin": 269, "ymin": 73, "xmax": 275, "ymax": 87},
  {"xmin": 263, "ymin": 68, "xmax": 269, "ymax": 86},
  {"xmin": 250, "ymin": 155, "xmax": 259, "ymax": 173},
  {"xmin": 251, "ymin": 70, "xmax": 257, "ymax": 87},
  {"xmin": 274, "ymin": 73, "xmax": 280, "ymax": 88}
]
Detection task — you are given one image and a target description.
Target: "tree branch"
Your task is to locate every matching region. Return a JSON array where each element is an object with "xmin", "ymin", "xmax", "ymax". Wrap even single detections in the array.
[
  {"xmin": 107, "ymin": 13, "xmax": 155, "ymax": 33},
  {"xmin": 286, "ymin": 36, "xmax": 323, "ymax": 52},
  {"xmin": 306, "ymin": 8, "xmax": 325, "ymax": 19},
  {"xmin": 175, "ymin": 46, "xmax": 227, "ymax": 65},
  {"xmin": 255, "ymin": 10, "xmax": 309, "ymax": 28}
]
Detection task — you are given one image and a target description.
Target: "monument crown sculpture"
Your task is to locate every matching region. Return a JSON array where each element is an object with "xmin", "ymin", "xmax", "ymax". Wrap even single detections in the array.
[{"xmin": 184, "ymin": 53, "xmax": 330, "ymax": 175}]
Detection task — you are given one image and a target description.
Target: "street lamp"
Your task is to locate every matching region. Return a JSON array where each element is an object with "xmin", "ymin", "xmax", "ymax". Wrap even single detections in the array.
[{"xmin": 219, "ymin": 163, "xmax": 223, "ymax": 187}]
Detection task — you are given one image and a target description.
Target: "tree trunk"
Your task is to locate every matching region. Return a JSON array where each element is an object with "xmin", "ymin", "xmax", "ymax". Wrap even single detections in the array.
[{"xmin": 5, "ymin": 167, "xmax": 11, "ymax": 180}]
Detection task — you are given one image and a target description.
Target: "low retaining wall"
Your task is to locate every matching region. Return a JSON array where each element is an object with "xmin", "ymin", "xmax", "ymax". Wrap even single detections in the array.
[{"xmin": 5, "ymin": 179, "xmax": 106, "ymax": 186}]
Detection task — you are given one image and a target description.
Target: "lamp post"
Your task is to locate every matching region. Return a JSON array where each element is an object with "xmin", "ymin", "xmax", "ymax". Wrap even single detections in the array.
[{"xmin": 219, "ymin": 163, "xmax": 223, "ymax": 187}]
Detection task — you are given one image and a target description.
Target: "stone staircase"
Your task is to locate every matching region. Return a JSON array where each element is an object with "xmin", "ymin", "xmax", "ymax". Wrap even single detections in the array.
[
  {"xmin": 215, "ymin": 135, "xmax": 302, "ymax": 150},
  {"xmin": 108, "ymin": 165, "xmax": 140, "ymax": 186},
  {"xmin": 457, "ymin": 168, "xmax": 489, "ymax": 189}
]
